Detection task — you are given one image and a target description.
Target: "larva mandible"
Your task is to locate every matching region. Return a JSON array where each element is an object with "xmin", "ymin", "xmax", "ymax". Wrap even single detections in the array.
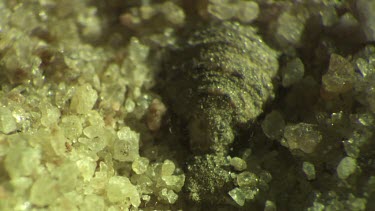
[{"xmin": 162, "ymin": 21, "xmax": 279, "ymax": 154}]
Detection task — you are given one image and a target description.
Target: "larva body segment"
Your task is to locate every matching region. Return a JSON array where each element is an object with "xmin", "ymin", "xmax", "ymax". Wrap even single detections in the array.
[{"xmin": 163, "ymin": 22, "xmax": 279, "ymax": 153}]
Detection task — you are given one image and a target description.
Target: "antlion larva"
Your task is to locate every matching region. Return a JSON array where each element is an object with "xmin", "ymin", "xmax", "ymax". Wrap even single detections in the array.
[{"xmin": 162, "ymin": 21, "xmax": 279, "ymax": 154}]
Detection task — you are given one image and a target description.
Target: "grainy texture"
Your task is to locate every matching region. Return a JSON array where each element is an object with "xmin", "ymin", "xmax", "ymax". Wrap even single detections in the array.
[
  {"xmin": 163, "ymin": 21, "xmax": 279, "ymax": 153},
  {"xmin": 2, "ymin": 0, "xmax": 374, "ymax": 210}
]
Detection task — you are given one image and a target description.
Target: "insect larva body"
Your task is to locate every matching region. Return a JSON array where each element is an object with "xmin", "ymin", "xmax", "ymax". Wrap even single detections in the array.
[{"xmin": 163, "ymin": 21, "xmax": 279, "ymax": 153}]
